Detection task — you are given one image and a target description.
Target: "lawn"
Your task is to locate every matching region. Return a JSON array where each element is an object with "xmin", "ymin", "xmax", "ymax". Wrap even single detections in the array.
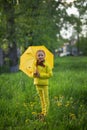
[{"xmin": 0, "ymin": 56, "xmax": 87, "ymax": 130}]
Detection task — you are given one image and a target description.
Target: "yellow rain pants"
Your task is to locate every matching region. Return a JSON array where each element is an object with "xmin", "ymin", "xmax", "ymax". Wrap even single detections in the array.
[{"xmin": 36, "ymin": 85, "xmax": 49, "ymax": 116}]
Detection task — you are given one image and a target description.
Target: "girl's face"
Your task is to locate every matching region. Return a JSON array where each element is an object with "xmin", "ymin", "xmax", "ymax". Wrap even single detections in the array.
[{"xmin": 36, "ymin": 50, "xmax": 45, "ymax": 62}]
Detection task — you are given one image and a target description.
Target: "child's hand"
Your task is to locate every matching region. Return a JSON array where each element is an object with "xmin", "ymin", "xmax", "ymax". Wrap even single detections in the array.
[{"xmin": 33, "ymin": 71, "xmax": 40, "ymax": 78}]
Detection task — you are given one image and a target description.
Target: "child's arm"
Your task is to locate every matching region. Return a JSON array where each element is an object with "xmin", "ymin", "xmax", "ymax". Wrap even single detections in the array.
[{"xmin": 40, "ymin": 66, "xmax": 53, "ymax": 79}]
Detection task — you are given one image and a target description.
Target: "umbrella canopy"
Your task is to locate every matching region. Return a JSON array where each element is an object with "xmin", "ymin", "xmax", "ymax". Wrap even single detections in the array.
[{"xmin": 19, "ymin": 45, "xmax": 54, "ymax": 77}]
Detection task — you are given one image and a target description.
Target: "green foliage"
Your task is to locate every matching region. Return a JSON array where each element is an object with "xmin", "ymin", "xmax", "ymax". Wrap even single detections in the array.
[
  {"xmin": 80, "ymin": 37, "xmax": 87, "ymax": 55},
  {"xmin": 76, "ymin": 37, "xmax": 87, "ymax": 55},
  {"xmin": 0, "ymin": 0, "xmax": 87, "ymax": 50},
  {"xmin": 15, "ymin": 0, "xmax": 58, "ymax": 50},
  {"xmin": 0, "ymin": 57, "xmax": 87, "ymax": 130}
]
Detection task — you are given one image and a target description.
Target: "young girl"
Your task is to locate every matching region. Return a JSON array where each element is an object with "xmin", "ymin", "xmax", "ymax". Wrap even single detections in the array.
[{"xmin": 33, "ymin": 50, "xmax": 53, "ymax": 117}]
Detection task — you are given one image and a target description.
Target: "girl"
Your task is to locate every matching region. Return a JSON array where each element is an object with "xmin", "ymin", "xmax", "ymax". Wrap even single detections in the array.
[{"xmin": 33, "ymin": 50, "xmax": 53, "ymax": 117}]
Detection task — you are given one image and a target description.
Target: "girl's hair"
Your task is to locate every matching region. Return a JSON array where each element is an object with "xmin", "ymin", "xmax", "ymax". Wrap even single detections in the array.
[{"xmin": 36, "ymin": 50, "xmax": 46, "ymax": 56}]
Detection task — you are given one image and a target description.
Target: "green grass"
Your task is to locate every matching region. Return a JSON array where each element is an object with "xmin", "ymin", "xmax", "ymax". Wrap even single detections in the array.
[{"xmin": 0, "ymin": 56, "xmax": 87, "ymax": 130}]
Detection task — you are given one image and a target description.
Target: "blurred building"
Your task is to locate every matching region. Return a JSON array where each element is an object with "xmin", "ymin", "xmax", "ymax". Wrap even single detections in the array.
[{"xmin": 55, "ymin": 41, "xmax": 79, "ymax": 57}]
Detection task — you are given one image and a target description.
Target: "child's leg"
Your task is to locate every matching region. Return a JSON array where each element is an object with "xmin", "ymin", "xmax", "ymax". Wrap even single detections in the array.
[
  {"xmin": 43, "ymin": 86, "xmax": 49, "ymax": 114},
  {"xmin": 36, "ymin": 85, "xmax": 47, "ymax": 116}
]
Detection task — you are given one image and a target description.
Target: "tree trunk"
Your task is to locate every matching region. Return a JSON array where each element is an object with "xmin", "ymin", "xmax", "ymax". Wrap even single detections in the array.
[
  {"xmin": 77, "ymin": 33, "xmax": 80, "ymax": 55},
  {"xmin": 3, "ymin": 0, "xmax": 18, "ymax": 72},
  {"xmin": 0, "ymin": 48, "xmax": 4, "ymax": 66},
  {"xmin": 9, "ymin": 43, "xmax": 18, "ymax": 72}
]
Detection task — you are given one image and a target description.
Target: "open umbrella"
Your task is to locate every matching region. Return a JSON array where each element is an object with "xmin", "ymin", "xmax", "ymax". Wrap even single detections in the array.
[{"xmin": 19, "ymin": 45, "xmax": 54, "ymax": 77}]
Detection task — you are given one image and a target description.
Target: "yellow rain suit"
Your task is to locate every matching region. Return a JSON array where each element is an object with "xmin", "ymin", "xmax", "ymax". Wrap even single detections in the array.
[{"xmin": 32, "ymin": 61, "xmax": 53, "ymax": 116}]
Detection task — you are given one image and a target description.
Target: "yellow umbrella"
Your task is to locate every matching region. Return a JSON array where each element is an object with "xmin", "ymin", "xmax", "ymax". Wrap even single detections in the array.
[{"xmin": 19, "ymin": 45, "xmax": 54, "ymax": 77}]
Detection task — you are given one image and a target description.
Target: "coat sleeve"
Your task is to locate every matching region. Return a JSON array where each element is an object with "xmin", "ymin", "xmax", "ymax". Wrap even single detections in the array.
[{"xmin": 40, "ymin": 65, "xmax": 53, "ymax": 79}]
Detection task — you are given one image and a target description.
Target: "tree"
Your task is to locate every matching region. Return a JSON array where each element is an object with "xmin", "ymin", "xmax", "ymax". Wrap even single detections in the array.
[
  {"xmin": 55, "ymin": 0, "xmax": 87, "ymax": 54},
  {"xmin": 73, "ymin": 0, "xmax": 87, "ymax": 54},
  {"xmin": 15, "ymin": 0, "xmax": 59, "ymax": 51},
  {"xmin": 0, "ymin": 0, "xmax": 18, "ymax": 72}
]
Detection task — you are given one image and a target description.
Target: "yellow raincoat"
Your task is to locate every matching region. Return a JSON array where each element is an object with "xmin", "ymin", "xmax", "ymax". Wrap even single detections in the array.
[
  {"xmin": 33, "ymin": 62, "xmax": 53, "ymax": 86},
  {"xmin": 29, "ymin": 61, "xmax": 53, "ymax": 116}
]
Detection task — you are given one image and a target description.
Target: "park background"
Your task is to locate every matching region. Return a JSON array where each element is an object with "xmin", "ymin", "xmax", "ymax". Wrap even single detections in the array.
[{"xmin": 0, "ymin": 0, "xmax": 87, "ymax": 130}]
